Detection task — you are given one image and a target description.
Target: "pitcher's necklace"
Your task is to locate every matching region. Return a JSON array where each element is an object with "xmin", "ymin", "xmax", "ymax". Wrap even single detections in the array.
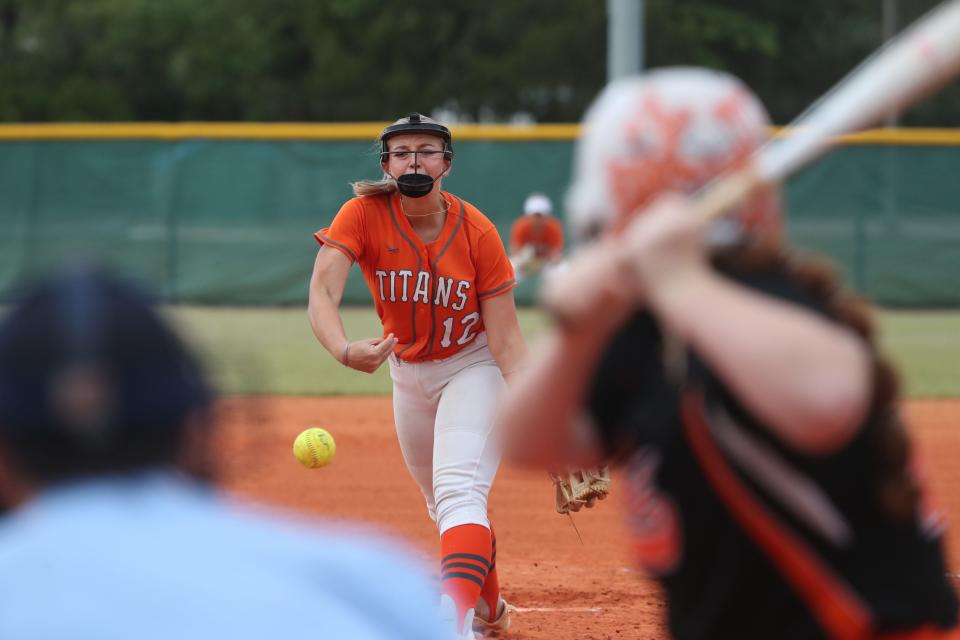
[{"xmin": 400, "ymin": 195, "xmax": 450, "ymax": 218}]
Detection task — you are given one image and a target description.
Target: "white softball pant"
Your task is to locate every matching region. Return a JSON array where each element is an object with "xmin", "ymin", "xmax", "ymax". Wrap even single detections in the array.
[{"xmin": 388, "ymin": 332, "xmax": 504, "ymax": 534}]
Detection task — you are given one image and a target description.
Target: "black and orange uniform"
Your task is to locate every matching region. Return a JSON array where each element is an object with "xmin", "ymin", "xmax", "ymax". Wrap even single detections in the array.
[{"xmin": 587, "ymin": 260, "xmax": 958, "ymax": 640}]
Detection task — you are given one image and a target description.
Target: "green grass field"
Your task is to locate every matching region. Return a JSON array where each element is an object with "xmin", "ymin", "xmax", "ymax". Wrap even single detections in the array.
[{"xmin": 166, "ymin": 306, "xmax": 960, "ymax": 398}]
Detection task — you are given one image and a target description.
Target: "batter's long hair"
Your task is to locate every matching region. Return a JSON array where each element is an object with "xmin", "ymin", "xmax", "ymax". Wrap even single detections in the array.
[
  {"xmin": 712, "ymin": 241, "xmax": 916, "ymax": 523},
  {"xmin": 712, "ymin": 241, "xmax": 877, "ymax": 344}
]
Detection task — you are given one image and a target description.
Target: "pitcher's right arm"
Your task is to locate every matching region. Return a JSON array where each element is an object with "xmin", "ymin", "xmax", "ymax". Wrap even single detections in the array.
[{"xmin": 308, "ymin": 247, "xmax": 396, "ymax": 373}]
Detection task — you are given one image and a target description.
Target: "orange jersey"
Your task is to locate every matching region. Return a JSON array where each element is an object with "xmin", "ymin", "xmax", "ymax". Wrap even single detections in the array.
[
  {"xmin": 315, "ymin": 191, "xmax": 516, "ymax": 362},
  {"xmin": 509, "ymin": 214, "xmax": 564, "ymax": 259}
]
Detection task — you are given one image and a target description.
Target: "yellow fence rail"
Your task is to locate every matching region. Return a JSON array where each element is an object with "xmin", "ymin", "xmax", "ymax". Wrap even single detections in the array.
[{"xmin": 1, "ymin": 123, "xmax": 960, "ymax": 145}]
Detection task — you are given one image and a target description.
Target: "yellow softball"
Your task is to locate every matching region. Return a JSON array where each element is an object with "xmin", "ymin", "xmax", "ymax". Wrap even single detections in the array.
[{"xmin": 292, "ymin": 427, "xmax": 336, "ymax": 469}]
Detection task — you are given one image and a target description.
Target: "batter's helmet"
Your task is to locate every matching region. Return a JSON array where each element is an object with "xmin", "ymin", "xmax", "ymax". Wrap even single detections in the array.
[
  {"xmin": 0, "ymin": 265, "xmax": 213, "ymax": 480},
  {"xmin": 566, "ymin": 67, "xmax": 781, "ymax": 244},
  {"xmin": 379, "ymin": 113, "xmax": 454, "ymax": 163}
]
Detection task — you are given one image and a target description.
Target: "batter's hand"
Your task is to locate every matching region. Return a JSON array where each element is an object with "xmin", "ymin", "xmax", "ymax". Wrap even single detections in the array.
[
  {"xmin": 619, "ymin": 193, "xmax": 709, "ymax": 306},
  {"xmin": 540, "ymin": 238, "xmax": 637, "ymax": 332},
  {"xmin": 344, "ymin": 333, "xmax": 398, "ymax": 374}
]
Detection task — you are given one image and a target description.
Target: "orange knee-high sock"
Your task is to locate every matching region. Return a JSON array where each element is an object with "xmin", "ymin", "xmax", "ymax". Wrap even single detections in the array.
[
  {"xmin": 478, "ymin": 523, "xmax": 501, "ymax": 620},
  {"xmin": 440, "ymin": 523, "xmax": 493, "ymax": 624}
]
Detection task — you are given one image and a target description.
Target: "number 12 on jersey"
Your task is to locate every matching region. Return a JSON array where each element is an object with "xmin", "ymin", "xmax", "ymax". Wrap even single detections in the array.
[{"xmin": 440, "ymin": 312, "xmax": 480, "ymax": 348}]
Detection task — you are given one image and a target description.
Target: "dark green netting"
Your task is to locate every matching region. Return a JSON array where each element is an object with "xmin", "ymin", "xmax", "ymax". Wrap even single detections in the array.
[{"xmin": 0, "ymin": 140, "xmax": 956, "ymax": 306}]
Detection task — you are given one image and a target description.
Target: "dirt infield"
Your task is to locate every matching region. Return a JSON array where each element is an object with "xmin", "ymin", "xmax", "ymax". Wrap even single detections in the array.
[{"xmin": 214, "ymin": 397, "xmax": 960, "ymax": 640}]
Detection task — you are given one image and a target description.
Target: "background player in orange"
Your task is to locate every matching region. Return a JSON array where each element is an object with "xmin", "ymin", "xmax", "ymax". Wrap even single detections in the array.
[
  {"xmin": 508, "ymin": 193, "xmax": 564, "ymax": 282},
  {"xmin": 308, "ymin": 113, "xmax": 525, "ymax": 639},
  {"xmin": 500, "ymin": 69, "xmax": 958, "ymax": 638}
]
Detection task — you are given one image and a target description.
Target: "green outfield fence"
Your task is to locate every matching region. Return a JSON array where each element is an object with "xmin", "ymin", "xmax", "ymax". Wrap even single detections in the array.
[{"xmin": 0, "ymin": 123, "xmax": 958, "ymax": 307}]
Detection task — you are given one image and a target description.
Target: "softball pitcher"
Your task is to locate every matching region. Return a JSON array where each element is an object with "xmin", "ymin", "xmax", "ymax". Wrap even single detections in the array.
[{"xmin": 308, "ymin": 113, "xmax": 526, "ymax": 639}]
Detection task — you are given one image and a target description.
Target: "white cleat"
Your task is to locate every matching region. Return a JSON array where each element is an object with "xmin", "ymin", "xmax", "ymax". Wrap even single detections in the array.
[
  {"xmin": 440, "ymin": 594, "xmax": 481, "ymax": 639},
  {"xmin": 472, "ymin": 596, "xmax": 513, "ymax": 637}
]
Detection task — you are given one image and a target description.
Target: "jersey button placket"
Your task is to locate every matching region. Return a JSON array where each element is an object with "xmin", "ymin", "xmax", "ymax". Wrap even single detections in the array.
[{"xmin": 422, "ymin": 248, "xmax": 436, "ymax": 357}]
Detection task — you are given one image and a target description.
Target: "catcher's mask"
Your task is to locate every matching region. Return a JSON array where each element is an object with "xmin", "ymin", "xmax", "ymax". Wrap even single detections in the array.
[
  {"xmin": 380, "ymin": 112, "xmax": 454, "ymax": 198},
  {"xmin": 566, "ymin": 67, "xmax": 781, "ymax": 245},
  {"xmin": 0, "ymin": 265, "xmax": 212, "ymax": 465}
]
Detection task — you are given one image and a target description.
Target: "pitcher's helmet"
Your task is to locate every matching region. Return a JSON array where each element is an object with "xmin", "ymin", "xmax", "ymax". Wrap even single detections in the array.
[
  {"xmin": 379, "ymin": 113, "xmax": 454, "ymax": 163},
  {"xmin": 566, "ymin": 67, "xmax": 781, "ymax": 244}
]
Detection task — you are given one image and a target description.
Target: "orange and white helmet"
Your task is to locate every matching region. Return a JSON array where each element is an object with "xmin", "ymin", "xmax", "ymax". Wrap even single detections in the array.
[{"xmin": 566, "ymin": 67, "xmax": 781, "ymax": 244}]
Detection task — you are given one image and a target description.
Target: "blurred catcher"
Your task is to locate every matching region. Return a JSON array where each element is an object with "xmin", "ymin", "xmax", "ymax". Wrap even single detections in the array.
[
  {"xmin": 500, "ymin": 68, "xmax": 958, "ymax": 639},
  {"xmin": 0, "ymin": 265, "xmax": 450, "ymax": 640}
]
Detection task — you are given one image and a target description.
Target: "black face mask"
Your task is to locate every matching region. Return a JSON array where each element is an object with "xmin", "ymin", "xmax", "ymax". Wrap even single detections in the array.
[
  {"xmin": 396, "ymin": 173, "xmax": 435, "ymax": 198},
  {"xmin": 383, "ymin": 145, "xmax": 451, "ymax": 198}
]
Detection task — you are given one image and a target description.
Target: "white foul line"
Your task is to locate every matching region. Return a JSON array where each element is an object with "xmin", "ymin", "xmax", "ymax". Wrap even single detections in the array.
[{"xmin": 512, "ymin": 607, "xmax": 603, "ymax": 613}]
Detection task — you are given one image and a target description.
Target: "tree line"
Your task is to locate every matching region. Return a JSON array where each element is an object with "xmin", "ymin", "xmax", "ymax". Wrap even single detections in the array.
[{"xmin": 0, "ymin": 0, "xmax": 956, "ymax": 125}]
